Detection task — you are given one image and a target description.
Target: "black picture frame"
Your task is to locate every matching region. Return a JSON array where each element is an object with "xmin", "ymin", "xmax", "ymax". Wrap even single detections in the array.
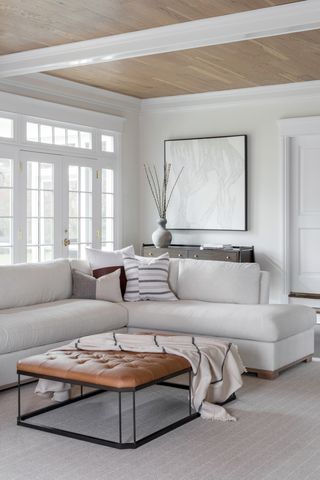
[{"xmin": 164, "ymin": 134, "xmax": 247, "ymax": 231}]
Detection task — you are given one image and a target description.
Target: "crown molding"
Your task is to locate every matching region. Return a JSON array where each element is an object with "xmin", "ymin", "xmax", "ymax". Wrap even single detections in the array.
[
  {"xmin": 140, "ymin": 80, "xmax": 320, "ymax": 113},
  {"xmin": 0, "ymin": 90, "xmax": 126, "ymax": 132},
  {"xmin": 0, "ymin": 1, "xmax": 319, "ymax": 78},
  {"xmin": 0, "ymin": 73, "xmax": 140, "ymax": 113},
  {"xmin": 2, "ymin": 74, "xmax": 320, "ymax": 118}
]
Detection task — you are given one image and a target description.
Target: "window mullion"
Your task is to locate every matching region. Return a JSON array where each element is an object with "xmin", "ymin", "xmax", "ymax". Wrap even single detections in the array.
[
  {"xmin": 54, "ymin": 159, "xmax": 63, "ymax": 258},
  {"xmin": 92, "ymin": 168, "xmax": 101, "ymax": 249}
]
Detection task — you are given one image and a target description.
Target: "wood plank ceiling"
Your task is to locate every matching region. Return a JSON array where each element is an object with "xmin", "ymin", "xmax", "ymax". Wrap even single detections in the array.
[
  {"xmin": 0, "ymin": 0, "xmax": 300, "ymax": 54},
  {"xmin": 49, "ymin": 30, "xmax": 320, "ymax": 98},
  {"xmin": 1, "ymin": 0, "xmax": 315, "ymax": 99}
]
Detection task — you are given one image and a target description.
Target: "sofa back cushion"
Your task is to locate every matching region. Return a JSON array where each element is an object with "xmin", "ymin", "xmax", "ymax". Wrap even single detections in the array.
[
  {"xmin": 0, "ymin": 259, "xmax": 72, "ymax": 310},
  {"xmin": 168, "ymin": 258, "xmax": 179, "ymax": 295},
  {"xmin": 177, "ymin": 259, "xmax": 261, "ymax": 304}
]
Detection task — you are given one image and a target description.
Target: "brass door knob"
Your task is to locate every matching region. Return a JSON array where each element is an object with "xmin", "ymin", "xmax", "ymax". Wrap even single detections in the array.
[{"xmin": 64, "ymin": 238, "xmax": 71, "ymax": 247}]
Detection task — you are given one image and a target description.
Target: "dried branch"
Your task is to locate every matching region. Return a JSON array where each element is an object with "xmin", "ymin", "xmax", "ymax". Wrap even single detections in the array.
[
  {"xmin": 144, "ymin": 162, "xmax": 183, "ymax": 218},
  {"xmin": 166, "ymin": 166, "xmax": 184, "ymax": 210},
  {"xmin": 144, "ymin": 164, "xmax": 161, "ymax": 216}
]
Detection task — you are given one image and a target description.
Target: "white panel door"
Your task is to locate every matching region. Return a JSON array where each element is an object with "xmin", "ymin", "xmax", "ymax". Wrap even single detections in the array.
[{"xmin": 290, "ymin": 135, "xmax": 320, "ymax": 293}]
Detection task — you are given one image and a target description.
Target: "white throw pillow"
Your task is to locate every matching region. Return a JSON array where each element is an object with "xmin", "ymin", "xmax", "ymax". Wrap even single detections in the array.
[
  {"xmin": 96, "ymin": 269, "xmax": 123, "ymax": 303},
  {"xmin": 85, "ymin": 245, "xmax": 134, "ymax": 269},
  {"xmin": 122, "ymin": 252, "xmax": 177, "ymax": 302}
]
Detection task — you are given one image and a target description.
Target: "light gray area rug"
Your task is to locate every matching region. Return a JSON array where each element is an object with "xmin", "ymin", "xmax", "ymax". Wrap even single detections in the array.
[{"xmin": 1, "ymin": 361, "xmax": 320, "ymax": 480}]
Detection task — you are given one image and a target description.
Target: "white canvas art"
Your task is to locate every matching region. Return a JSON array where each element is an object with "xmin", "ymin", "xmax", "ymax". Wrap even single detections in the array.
[{"xmin": 165, "ymin": 135, "xmax": 247, "ymax": 230}]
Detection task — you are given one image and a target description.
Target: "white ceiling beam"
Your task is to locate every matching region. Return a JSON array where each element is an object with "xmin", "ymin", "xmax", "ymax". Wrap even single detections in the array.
[{"xmin": 0, "ymin": 1, "xmax": 319, "ymax": 78}]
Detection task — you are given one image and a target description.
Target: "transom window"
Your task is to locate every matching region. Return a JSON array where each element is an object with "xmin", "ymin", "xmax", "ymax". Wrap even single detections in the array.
[
  {"xmin": 26, "ymin": 121, "xmax": 93, "ymax": 150},
  {"xmin": 0, "ymin": 117, "xmax": 14, "ymax": 139},
  {"xmin": 101, "ymin": 134, "xmax": 115, "ymax": 153}
]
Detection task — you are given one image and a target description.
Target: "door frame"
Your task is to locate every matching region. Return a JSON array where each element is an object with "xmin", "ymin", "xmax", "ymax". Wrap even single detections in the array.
[{"xmin": 279, "ymin": 116, "xmax": 320, "ymax": 303}]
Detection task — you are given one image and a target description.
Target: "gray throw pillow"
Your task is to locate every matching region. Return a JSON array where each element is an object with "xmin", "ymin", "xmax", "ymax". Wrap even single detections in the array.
[{"xmin": 72, "ymin": 270, "xmax": 96, "ymax": 299}]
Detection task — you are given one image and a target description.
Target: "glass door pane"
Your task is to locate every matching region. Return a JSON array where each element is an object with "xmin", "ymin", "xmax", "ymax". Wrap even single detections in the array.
[
  {"xmin": 0, "ymin": 158, "xmax": 13, "ymax": 264},
  {"xmin": 67, "ymin": 165, "xmax": 93, "ymax": 259},
  {"xmin": 101, "ymin": 168, "xmax": 114, "ymax": 251},
  {"xmin": 27, "ymin": 161, "xmax": 54, "ymax": 262}
]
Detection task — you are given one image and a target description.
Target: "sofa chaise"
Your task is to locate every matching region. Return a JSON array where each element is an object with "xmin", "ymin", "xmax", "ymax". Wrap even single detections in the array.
[{"xmin": 0, "ymin": 257, "xmax": 315, "ymax": 388}]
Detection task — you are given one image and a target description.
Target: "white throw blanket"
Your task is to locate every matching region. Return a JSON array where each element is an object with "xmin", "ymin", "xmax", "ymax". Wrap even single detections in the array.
[{"xmin": 36, "ymin": 333, "xmax": 245, "ymax": 422}]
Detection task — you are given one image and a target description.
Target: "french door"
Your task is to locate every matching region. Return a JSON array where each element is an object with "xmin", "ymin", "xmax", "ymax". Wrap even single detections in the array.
[{"xmin": 17, "ymin": 150, "xmax": 115, "ymax": 262}]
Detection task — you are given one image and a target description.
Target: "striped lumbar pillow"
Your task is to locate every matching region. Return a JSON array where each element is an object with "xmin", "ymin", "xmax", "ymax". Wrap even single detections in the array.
[
  {"xmin": 122, "ymin": 252, "xmax": 177, "ymax": 302},
  {"xmin": 122, "ymin": 252, "xmax": 140, "ymax": 302}
]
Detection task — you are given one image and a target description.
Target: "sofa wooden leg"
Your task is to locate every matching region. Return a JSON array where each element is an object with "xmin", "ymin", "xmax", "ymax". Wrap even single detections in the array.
[
  {"xmin": 256, "ymin": 371, "xmax": 280, "ymax": 380},
  {"xmin": 303, "ymin": 355, "xmax": 312, "ymax": 363},
  {"xmin": 247, "ymin": 354, "xmax": 313, "ymax": 380}
]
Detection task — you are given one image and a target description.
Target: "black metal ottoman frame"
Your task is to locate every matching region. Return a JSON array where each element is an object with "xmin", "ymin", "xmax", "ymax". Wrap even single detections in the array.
[{"xmin": 17, "ymin": 367, "xmax": 200, "ymax": 449}]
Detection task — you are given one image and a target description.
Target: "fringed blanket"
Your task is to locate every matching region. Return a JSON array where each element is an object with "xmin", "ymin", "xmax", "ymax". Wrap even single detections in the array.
[{"xmin": 36, "ymin": 333, "xmax": 245, "ymax": 422}]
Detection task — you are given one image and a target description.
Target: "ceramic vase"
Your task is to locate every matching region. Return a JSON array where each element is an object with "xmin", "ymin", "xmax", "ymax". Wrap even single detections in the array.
[{"xmin": 152, "ymin": 218, "xmax": 172, "ymax": 248}]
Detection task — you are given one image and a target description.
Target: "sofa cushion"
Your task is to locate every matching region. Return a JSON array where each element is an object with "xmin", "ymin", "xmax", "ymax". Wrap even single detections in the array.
[
  {"xmin": 124, "ymin": 300, "xmax": 315, "ymax": 342},
  {"xmin": 177, "ymin": 259, "xmax": 261, "ymax": 304},
  {"xmin": 69, "ymin": 259, "xmax": 92, "ymax": 275},
  {"xmin": 168, "ymin": 259, "xmax": 179, "ymax": 296},
  {"xmin": 0, "ymin": 299, "xmax": 128, "ymax": 354},
  {"xmin": 0, "ymin": 259, "xmax": 72, "ymax": 310}
]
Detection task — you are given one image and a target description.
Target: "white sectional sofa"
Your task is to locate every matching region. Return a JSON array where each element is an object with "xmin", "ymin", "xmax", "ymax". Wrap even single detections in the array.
[
  {"xmin": 0, "ymin": 257, "xmax": 315, "ymax": 388},
  {"xmin": 0, "ymin": 259, "xmax": 128, "ymax": 388}
]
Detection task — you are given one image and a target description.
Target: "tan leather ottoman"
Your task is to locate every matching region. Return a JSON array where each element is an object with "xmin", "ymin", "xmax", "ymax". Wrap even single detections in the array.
[{"xmin": 17, "ymin": 349, "xmax": 199, "ymax": 448}]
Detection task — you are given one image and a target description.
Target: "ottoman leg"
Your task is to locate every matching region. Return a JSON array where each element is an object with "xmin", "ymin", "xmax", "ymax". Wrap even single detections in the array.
[
  {"xmin": 133, "ymin": 391, "xmax": 136, "ymax": 444},
  {"xmin": 119, "ymin": 392, "xmax": 122, "ymax": 444}
]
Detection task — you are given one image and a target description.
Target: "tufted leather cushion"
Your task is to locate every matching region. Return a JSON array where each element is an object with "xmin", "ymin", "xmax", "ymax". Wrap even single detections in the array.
[{"xmin": 17, "ymin": 350, "xmax": 190, "ymax": 389}]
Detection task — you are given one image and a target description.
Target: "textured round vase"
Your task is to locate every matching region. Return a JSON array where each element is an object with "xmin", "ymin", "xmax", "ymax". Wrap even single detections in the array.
[{"xmin": 152, "ymin": 218, "xmax": 172, "ymax": 248}]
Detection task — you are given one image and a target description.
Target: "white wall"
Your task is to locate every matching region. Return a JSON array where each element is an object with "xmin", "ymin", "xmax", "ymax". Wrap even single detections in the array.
[{"xmin": 139, "ymin": 90, "xmax": 320, "ymax": 302}]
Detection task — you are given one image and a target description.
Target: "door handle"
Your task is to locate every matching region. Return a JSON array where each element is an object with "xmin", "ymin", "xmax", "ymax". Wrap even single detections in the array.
[{"xmin": 64, "ymin": 238, "xmax": 70, "ymax": 247}]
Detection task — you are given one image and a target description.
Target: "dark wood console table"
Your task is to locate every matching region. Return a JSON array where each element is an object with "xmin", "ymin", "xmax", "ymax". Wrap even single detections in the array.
[{"xmin": 141, "ymin": 244, "xmax": 254, "ymax": 263}]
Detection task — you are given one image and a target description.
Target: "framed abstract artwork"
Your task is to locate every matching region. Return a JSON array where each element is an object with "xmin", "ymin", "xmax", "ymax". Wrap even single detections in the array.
[{"xmin": 164, "ymin": 135, "xmax": 247, "ymax": 231}]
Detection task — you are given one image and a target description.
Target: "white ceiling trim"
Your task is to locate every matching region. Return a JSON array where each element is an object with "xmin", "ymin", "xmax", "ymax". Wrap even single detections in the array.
[
  {"xmin": 1, "ymin": 73, "xmax": 320, "ymax": 116},
  {"xmin": 0, "ymin": 1, "xmax": 319, "ymax": 78},
  {"xmin": 0, "ymin": 90, "xmax": 126, "ymax": 132},
  {"xmin": 140, "ymin": 80, "xmax": 320, "ymax": 113},
  {"xmin": 0, "ymin": 73, "xmax": 140, "ymax": 112}
]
